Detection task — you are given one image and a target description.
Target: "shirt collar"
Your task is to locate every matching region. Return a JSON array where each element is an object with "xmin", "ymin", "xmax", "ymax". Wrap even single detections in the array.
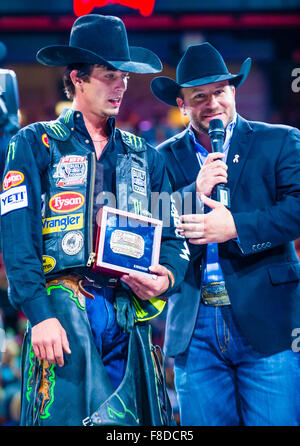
[
  {"xmin": 188, "ymin": 113, "xmax": 237, "ymax": 154},
  {"xmin": 58, "ymin": 108, "xmax": 116, "ymax": 137}
]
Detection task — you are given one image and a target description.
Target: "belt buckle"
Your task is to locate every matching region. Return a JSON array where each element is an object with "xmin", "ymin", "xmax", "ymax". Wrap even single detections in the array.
[{"xmin": 201, "ymin": 282, "xmax": 230, "ymax": 306}]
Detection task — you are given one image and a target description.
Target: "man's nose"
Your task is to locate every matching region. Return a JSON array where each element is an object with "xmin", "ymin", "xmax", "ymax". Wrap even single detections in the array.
[
  {"xmin": 206, "ymin": 94, "xmax": 218, "ymax": 108},
  {"xmin": 115, "ymin": 76, "xmax": 127, "ymax": 92}
]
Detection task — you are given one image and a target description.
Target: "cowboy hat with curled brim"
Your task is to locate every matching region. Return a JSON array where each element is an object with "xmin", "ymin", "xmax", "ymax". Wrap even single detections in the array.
[
  {"xmin": 36, "ymin": 14, "xmax": 162, "ymax": 74},
  {"xmin": 151, "ymin": 42, "xmax": 251, "ymax": 106}
]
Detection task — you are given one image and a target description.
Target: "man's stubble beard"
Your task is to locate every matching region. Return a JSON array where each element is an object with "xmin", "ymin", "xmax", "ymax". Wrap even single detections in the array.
[{"xmin": 192, "ymin": 107, "xmax": 236, "ymax": 135}]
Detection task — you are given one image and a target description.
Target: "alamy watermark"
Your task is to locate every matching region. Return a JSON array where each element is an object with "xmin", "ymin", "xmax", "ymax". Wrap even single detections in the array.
[
  {"xmin": 291, "ymin": 68, "xmax": 300, "ymax": 93},
  {"xmin": 291, "ymin": 328, "xmax": 300, "ymax": 352},
  {"xmin": 94, "ymin": 190, "xmax": 204, "ymax": 229},
  {"xmin": 0, "ymin": 327, "xmax": 5, "ymax": 353}
]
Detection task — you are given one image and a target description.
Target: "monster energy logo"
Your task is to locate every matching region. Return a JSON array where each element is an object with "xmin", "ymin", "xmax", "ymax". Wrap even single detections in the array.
[
  {"xmin": 46, "ymin": 122, "xmax": 68, "ymax": 138},
  {"xmin": 121, "ymin": 131, "xmax": 143, "ymax": 149},
  {"xmin": 64, "ymin": 109, "xmax": 72, "ymax": 124},
  {"xmin": 132, "ymin": 198, "xmax": 142, "ymax": 215},
  {"xmin": 7, "ymin": 141, "xmax": 16, "ymax": 162}
]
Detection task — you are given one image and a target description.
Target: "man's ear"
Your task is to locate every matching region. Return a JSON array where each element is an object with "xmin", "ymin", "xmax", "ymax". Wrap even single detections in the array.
[
  {"xmin": 176, "ymin": 97, "xmax": 186, "ymax": 115},
  {"xmin": 70, "ymin": 70, "xmax": 82, "ymax": 90}
]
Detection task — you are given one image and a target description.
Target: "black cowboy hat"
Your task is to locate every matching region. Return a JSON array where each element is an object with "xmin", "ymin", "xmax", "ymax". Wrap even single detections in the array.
[
  {"xmin": 36, "ymin": 14, "xmax": 162, "ymax": 74},
  {"xmin": 151, "ymin": 42, "xmax": 251, "ymax": 106}
]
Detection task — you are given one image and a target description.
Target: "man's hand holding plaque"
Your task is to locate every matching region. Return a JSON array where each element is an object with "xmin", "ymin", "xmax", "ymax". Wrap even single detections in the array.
[
  {"xmin": 120, "ymin": 264, "xmax": 170, "ymax": 301},
  {"xmin": 92, "ymin": 206, "xmax": 163, "ymax": 283}
]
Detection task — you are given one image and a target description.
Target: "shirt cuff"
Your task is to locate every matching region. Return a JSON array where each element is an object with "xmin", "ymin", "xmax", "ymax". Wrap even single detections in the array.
[{"xmin": 21, "ymin": 295, "xmax": 56, "ymax": 327}]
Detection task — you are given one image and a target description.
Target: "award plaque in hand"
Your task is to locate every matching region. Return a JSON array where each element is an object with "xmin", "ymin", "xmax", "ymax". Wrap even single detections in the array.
[{"xmin": 92, "ymin": 206, "xmax": 162, "ymax": 277}]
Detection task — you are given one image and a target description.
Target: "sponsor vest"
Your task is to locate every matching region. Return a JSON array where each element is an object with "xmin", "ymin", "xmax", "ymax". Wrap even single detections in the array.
[{"xmin": 41, "ymin": 120, "xmax": 151, "ymax": 277}]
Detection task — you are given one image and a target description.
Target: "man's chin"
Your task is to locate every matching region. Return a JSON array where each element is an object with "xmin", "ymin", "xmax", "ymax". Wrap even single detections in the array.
[{"xmin": 103, "ymin": 107, "xmax": 120, "ymax": 117}]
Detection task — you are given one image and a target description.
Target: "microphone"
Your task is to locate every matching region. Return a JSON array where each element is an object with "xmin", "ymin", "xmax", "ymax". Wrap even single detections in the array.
[
  {"xmin": 208, "ymin": 118, "xmax": 225, "ymax": 153},
  {"xmin": 208, "ymin": 119, "xmax": 230, "ymax": 208}
]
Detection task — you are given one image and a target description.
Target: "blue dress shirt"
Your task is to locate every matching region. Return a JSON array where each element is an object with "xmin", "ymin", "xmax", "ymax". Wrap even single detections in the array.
[{"xmin": 188, "ymin": 116, "xmax": 236, "ymax": 284}]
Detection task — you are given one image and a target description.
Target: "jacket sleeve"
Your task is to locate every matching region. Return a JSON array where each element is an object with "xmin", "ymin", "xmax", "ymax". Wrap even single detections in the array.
[
  {"xmin": 1, "ymin": 127, "xmax": 57, "ymax": 326},
  {"xmin": 147, "ymin": 146, "xmax": 190, "ymax": 294},
  {"xmin": 232, "ymin": 127, "xmax": 300, "ymax": 255},
  {"xmin": 156, "ymin": 142, "xmax": 205, "ymax": 264}
]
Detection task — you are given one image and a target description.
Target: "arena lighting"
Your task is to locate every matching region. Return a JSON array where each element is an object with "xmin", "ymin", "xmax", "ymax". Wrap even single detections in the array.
[
  {"xmin": 0, "ymin": 14, "xmax": 300, "ymax": 31},
  {"xmin": 73, "ymin": 0, "xmax": 156, "ymax": 17}
]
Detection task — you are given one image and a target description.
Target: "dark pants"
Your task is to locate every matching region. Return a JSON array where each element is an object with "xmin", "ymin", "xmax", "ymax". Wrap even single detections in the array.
[{"xmin": 85, "ymin": 285, "xmax": 129, "ymax": 389}]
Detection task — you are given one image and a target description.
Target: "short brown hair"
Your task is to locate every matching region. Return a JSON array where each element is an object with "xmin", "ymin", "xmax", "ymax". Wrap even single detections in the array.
[{"xmin": 63, "ymin": 63, "xmax": 94, "ymax": 100}]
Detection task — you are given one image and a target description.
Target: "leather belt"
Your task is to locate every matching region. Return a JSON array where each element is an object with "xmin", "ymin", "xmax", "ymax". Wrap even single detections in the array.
[
  {"xmin": 46, "ymin": 274, "xmax": 96, "ymax": 300},
  {"xmin": 201, "ymin": 281, "xmax": 231, "ymax": 306}
]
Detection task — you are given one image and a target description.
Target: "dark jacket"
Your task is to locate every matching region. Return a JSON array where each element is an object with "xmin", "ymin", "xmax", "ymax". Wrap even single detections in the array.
[
  {"xmin": 157, "ymin": 114, "xmax": 300, "ymax": 356},
  {"xmin": 1, "ymin": 109, "xmax": 190, "ymax": 327}
]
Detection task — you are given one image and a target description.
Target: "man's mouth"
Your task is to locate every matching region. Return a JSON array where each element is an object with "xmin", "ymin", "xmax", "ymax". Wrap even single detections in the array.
[
  {"xmin": 203, "ymin": 112, "xmax": 223, "ymax": 121},
  {"xmin": 108, "ymin": 98, "xmax": 122, "ymax": 107}
]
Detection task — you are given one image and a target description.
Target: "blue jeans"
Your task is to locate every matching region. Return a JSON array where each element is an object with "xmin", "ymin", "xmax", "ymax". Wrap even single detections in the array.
[
  {"xmin": 174, "ymin": 303, "xmax": 300, "ymax": 426},
  {"xmin": 85, "ymin": 286, "xmax": 129, "ymax": 390}
]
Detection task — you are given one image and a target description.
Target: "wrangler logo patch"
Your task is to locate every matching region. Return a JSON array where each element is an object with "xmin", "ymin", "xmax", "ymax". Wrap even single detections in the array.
[
  {"xmin": 49, "ymin": 192, "xmax": 85, "ymax": 213},
  {"xmin": 3, "ymin": 171, "xmax": 24, "ymax": 190},
  {"xmin": 42, "ymin": 213, "xmax": 83, "ymax": 234}
]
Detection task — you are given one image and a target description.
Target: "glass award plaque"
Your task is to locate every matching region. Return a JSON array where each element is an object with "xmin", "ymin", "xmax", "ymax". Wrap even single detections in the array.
[{"xmin": 92, "ymin": 206, "xmax": 162, "ymax": 277}]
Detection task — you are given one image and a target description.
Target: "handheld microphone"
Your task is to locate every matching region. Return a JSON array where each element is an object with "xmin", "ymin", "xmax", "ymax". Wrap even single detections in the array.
[
  {"xmin": 208, "ymin": 119, "xmax": 230, "ymax": 208},
  {"xmin": 208, "ymin": 118, "xmax": 225, "ymax": 153}
]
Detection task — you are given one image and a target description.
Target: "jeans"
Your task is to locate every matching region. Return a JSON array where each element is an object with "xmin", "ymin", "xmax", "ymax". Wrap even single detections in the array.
[
  {"xmin": 174, "ymin": 302, "xmax": 300, "ymax": 426},
  {"xmin": 85, "ymin": 286, "xmax": 129, "ymax": 390}
]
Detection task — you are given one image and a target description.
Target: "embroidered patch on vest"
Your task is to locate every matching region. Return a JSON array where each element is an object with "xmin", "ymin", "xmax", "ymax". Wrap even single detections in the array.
[
  {"xmin": 1, "ymin": 185, "xmax": 28, "ymax": 216},
  {"xmin": 42, "ymin": 213, "xmax": 84, "ymax": 234},
  {"xmin": 131, "ymin": 167, "xmax": 147, "ymax": 196},
  {"xmin": 61, "ymin": 230, "xmax": 84, "ymax": 255},
  {"xmin": 41, "ymin": 133, "xmax": 50, "ymax": 148},
  {"xmin": 42, "ymin": 256, "xmax": 56, "ymax": 274},
  {"xmin": 53, "ymin": 155, "xmax": 88, "ymax": 188},
  {"xmin": 49, "ymin": 191, "xmax": 85, "ymax": 214},
  {"xmin": 3, "ymin": 170, "xmax": 24, "ymax": 190}
]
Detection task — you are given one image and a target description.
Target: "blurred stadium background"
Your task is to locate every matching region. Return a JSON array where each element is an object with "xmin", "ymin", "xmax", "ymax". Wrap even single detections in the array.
[{"xmin": 0, "ymin": 0, "xmax": 299, "ymax": 426}]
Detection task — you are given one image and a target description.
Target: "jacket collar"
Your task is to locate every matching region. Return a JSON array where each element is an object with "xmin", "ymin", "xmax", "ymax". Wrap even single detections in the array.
[
  {"xmin": 58, "ymin": 108, "xmax": 116, "ymax": 137},
  {"xmin": 169, "ymin": 114, "xmax": 253, "ymax": 200},
  {"xmin": 226, "ymin": 114, "xmax": 253, "ymax": 200},
  {"xmin": 169, "ymin": 128, "xmax": 200, "ymax": 184}
]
